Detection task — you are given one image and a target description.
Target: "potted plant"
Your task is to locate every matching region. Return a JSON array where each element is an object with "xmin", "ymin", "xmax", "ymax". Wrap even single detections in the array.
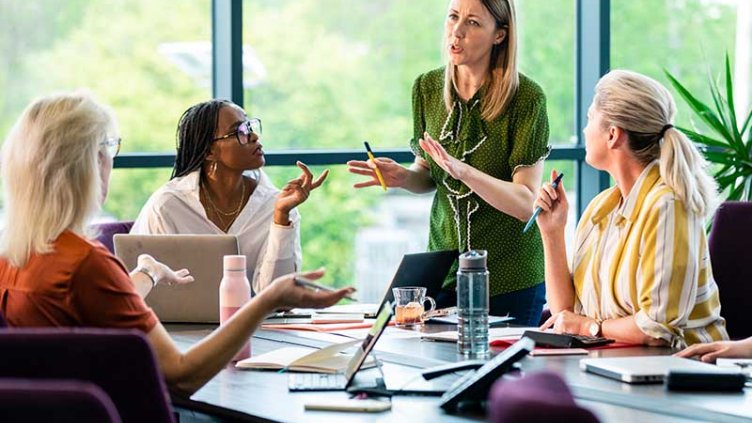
[{"xmin": 665, "ymin": 53, "xmax": 752, "ymax": 201}]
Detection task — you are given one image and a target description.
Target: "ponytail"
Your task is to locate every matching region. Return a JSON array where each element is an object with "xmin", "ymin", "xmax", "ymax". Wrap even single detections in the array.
[{"xmin": 659, "ymin": 128, "xmax": 718, "ymax": 217}]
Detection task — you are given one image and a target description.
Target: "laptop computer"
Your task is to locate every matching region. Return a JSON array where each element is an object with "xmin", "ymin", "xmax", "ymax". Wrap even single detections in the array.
[
  {"xmin": 580, "ymin": 356, "xmax": 725, "ymax": 384},
  {"xmin": 288, "ymin": 301, "xmax": 393, "ymax": 392},
  {"xmin": 377, "ymin": 249, "xmax": 458, "ymax": 311},
  {"xmin": 269, "ymin": 250, "xmax": 457, "ymax": 320},
  {"xmin": 114, "ymin": 234, "xmax": 240, "ymax": 323}
]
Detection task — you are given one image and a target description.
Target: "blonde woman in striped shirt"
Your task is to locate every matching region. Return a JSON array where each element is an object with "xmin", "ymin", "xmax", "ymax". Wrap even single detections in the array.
[{"xmin": 536, "ymin": 70, "xmax": 728, "ymax": 348}]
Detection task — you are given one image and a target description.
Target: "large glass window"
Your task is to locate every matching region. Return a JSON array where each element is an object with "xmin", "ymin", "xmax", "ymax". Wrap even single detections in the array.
[
  {"xmin": 242, "ymin": 1, "xmax": 576, "ymax": 291},
  {"xmin": 0, "ymin": 0, "xmax": 211, "ymax": 219},
  {"xmin": 611, "ymin": 0, "xmax": 750, "ymax": 131}
]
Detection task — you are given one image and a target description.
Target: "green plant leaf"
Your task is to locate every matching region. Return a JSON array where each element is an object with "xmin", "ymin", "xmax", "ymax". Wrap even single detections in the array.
[
  {"xmin": 703, "ymin": 151, "xmax": 752, "ymax": 168},
  {"xmin": 664, "ymin": 70, "xmax": 735, "ymax": 146},
  {"xmin": 677, "ymin": 126, "xmax": 729, "ymax": 149},
  {"xmin": 742, "ymin": 108, "xmax": 752, "ymax": 152},
  {"xmin": 724, "ymin": 53, "xmax": 745, "ymax": 151},
  {"xmin": 727, "ymin": 180, "xmax": 746, "ymax": 201}
]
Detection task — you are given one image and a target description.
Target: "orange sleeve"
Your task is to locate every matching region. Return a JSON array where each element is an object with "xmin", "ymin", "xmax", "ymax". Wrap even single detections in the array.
[{"xmin": 71, "ymin": 245, "xmax": 158, "ymax": 333}]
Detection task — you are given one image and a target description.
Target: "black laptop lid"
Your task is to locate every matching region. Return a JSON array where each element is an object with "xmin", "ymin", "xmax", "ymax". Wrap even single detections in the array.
[{"xmin": 380, "ymin": 250, "xmax": 458, "ymax": 307}]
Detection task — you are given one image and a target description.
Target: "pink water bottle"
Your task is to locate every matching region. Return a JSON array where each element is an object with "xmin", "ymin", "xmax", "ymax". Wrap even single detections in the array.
[{"xmin": 219, "ymin": 255, "xmax": 251, "ymax": 360}]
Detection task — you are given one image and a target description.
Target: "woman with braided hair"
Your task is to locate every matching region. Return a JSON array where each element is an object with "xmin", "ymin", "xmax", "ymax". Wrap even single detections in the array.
[{"xmin": 132, "ymin": 100, "xmax": 327, "ymax": 293}]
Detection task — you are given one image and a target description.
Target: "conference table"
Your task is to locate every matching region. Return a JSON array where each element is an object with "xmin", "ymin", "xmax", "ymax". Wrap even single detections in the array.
[{"xmin": 166, "ymin": 323, "xmax": 752, "ymax": 423}]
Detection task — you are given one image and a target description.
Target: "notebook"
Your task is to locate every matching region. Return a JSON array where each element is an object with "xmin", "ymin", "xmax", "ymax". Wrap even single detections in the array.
[
  {"xmin": 113, "ymin": 234, "xmax": 240, "ymax": 323},
  {"xmin": 287, "ymin": 301, "xmax": 393, "ymax": 391},
  {"xmin": 580, "ymin": 356, "xmax": 724, "ymax": 383},
  {"xmin": 236, "ymin": 339, "xmax": 375, "ymax": 373}
]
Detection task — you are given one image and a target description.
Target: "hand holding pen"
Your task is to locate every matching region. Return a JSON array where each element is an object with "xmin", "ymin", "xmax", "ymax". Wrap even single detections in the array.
[
  {"xmin": 293, "ymin": 276, "xmax": 359, "ymax": 302},
  {"xmin": 347, "ymin": 142, "xmax": 409, "ymax": 190},
  {"xmin": 524, "ymin": 171, "xmax": 568, "ymax": 234}
]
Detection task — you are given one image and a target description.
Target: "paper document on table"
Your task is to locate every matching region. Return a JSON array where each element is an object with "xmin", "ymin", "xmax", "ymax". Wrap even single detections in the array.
[
  {"xmin": 236, "ymin": 339, "xmax": 375, "ymax": 373},
  {"xmin": 716, "ymin": 358, "xmax": 752, "ymax": 378},
  {"xmin": 421, "ymin": 327, "xmax": 539, "ymax": 343},
  {"xmin": 530, "ymin": 348, "xmax": 589, "ymax": 356}
]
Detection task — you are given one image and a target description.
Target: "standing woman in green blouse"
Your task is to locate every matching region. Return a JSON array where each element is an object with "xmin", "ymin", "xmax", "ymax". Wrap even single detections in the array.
[{"xmin": 348, "ymin": 0, "xmax": 550, "ymax": 326}]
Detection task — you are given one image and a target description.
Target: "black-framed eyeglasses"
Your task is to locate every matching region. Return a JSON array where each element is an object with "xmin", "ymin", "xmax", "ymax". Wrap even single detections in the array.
[
  {"xmin": 213, "ymin": 118, "xmax": 262, "ymax": 145},
  {"xmin": 100, "ymin": 137, "xmax": 121, "ymax": 157}
]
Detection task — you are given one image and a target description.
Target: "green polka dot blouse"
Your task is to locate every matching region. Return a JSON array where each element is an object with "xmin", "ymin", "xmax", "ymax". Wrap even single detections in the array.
[{"xmin": 409, "ymin": 67, "xmax": 551, "ymax": 296}]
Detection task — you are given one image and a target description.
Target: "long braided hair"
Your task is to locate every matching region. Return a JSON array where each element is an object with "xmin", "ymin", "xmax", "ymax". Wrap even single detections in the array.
[{"xmin": 172, "ymin": 99, "xmax": 233, "ymax": 179}]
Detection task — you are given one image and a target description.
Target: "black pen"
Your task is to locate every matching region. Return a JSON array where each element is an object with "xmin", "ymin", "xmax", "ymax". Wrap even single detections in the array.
[
  {"xmin": 293, "ymin": 276, "xmax": 358, "ymax": 302},
  {"xmin": 523, "ymin": 172, "xmax": 564, "ymax": 233}
]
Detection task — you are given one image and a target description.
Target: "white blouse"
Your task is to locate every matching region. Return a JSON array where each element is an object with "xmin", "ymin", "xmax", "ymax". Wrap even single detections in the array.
[{"xmin": 131, "ymin": 170, "xmax": 301, "ymax": 293}]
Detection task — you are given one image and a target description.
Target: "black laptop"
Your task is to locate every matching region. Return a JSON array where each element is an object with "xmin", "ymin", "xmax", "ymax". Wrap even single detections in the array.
[{"xmin": 377, "ymin": 249, "xmax": 458, "ymax": 312}]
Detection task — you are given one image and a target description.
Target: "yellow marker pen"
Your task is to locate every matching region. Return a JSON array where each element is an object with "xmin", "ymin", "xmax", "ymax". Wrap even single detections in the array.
[{"xmin": 363, "ymin": 141, "xmax": 387, "ymax": 191}]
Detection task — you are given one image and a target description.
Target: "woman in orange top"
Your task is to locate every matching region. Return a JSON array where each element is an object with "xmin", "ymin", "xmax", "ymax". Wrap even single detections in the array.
[{"xmin": 0, "ymin": 91, "xmax": 354, "ymax": 395}]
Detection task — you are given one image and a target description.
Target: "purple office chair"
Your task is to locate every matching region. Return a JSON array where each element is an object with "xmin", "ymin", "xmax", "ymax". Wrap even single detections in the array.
[
  {"xmin": 92, "ymin": 220, "xmax": 135, "ymax": 253},
  {"xmin": 488, "ymin": 371, "xmax": 599, "ymax": 423},
  {"xmin": 0, "ymin": 328, "xmax": 174, "ymax": 423},
  {"xmin": 708, "ymin": 201, "xmax": 752, "ymax": 340},
  {"xmin": 0, "ymin": 378, "xmax": 121, "ymax": 423}
]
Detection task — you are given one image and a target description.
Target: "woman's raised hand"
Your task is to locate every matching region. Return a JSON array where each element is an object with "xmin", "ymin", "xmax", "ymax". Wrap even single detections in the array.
[
  {"xmin": 418, "ymin": 132, "xmax": 469, "ymax": 180},
  {"xmin": 534, "ymin": 170, "xmax": 569, "ymax": 235},
  {"xmin": 274, "ymin": 161, "xmax": 328, "ymax": 224}
]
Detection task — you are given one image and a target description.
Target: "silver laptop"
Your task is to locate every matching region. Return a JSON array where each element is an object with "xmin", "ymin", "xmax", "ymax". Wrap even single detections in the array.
[
  {"xmin": 580, "ymin": 356, "xmax": 724, "ymax": 383},
  {"xmin": 114, "ymin": 234, "xmax": 240, "ymax": 323},
  {"xmin": 288, "ymin": 301, "xmax": 393, "ymax": 392}
]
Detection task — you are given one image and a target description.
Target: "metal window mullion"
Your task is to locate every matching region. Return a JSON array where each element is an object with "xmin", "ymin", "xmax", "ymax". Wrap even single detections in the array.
[
  {"xmin": 212, "ymin": 0, "xmax": 243, "ymax": 106},
  {"xmin": 575, "ymin": 0, "xmax": 611, "ymax": 218}
]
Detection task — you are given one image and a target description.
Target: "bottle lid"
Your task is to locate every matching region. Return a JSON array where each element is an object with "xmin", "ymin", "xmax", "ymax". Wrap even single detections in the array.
[
  {"xmin": 223, "ymin": 255, "xmax": 246, "ymax": 271},
  {"xmin": 459, "ymin": 250, "xmax": 487, "ymax": 270}
]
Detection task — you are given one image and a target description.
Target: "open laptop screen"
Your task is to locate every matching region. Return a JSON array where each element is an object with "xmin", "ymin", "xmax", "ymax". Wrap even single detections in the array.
[{"xmin": 344, "ymin": 301, "xmax": 393, "ymax": 386}]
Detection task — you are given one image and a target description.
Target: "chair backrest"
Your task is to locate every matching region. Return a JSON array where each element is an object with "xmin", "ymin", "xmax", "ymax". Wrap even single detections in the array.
[
  {"xmin": 0, "ymin": 378, "xmax": 121, "ymax": 423},
  {"xmin": 708, "ymin": 201, "xmax": 752, "ymax": 339},
  {"xmin": 93, "ymin": 220, "xmax": 135, "ymax": 253},
  {"xmin": 0, "ymin": 328, "xmax": 174, "ymax": 423},
  {"xmin": 487, "ymin": 371, "xmax": 599, "ymax": 423}
]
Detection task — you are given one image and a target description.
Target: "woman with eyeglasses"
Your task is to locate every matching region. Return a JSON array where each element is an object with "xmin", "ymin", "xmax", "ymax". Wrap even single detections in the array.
[
  {"xmin": 0, "ymin": 92, "xmax": 354, "ymax": 395},
  {"xmin": 347, "ymin": 0, "xmax": 550, "ymax": 325},
  {"xmin": 132, "ymin": 100, "xmax": 327, "ymax": 293}
]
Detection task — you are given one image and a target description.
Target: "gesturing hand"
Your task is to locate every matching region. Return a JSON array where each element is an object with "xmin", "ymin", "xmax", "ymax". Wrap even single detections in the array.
[
  {"xmin": 137, "ymin": 254, "xmax": 194, "ymax": 287},
  {"xmin": 347, "ymin": 157, "xmax": 409, "ymax": 189},
  {"xmin": 260, "ymin": 268, "xmax": 356, "ymax": 311},
  {"xmin": 275, "ymin": 161, "xmax": 328, "ymax": 223},
  {"xmin": 418, "ymin": 132, "xmax": 469, "ymax": 180}
]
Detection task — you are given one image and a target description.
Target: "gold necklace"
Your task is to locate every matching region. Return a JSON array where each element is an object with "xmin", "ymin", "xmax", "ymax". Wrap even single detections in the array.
[
  {"xmin": 201, "ymin": 180, "xmax": 246, "ymax": 232},
  {"xmin": 202, "ymin": 179, "xmax": 246, "ymax": 217}
]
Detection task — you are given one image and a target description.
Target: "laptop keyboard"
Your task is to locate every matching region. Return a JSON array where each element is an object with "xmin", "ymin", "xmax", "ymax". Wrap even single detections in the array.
[{"xmin": 288, "ymin": 373, "xmax": 347, "ymax": 391}]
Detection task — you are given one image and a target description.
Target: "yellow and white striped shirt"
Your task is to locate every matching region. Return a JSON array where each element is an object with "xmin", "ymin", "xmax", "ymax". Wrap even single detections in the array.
[{"xmin": 572, "ymin": 162, "xmax": 727, "ymax": 347}]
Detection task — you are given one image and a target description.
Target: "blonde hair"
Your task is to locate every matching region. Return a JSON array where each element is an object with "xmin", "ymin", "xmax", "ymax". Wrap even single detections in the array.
[
  {"xmin": 0, "ymin": 91, "xmax": 117, "ymax": 266},
  {"xmin": 444, "ymin": 0, "xmax": 518, "ymax": 121},
  {"xmin": 594, "ymin": 70, "xmax": 718, "ymax": 217}
]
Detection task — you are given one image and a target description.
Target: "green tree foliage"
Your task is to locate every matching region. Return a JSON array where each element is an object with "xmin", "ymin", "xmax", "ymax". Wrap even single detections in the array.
[{"xmin": 0, "ymin": 0, "xmax": 743, "ymax": 284}]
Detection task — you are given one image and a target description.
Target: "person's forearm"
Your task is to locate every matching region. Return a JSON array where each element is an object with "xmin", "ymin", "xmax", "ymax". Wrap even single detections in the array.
[
  {"xmin": 401, "ymin": 163, "xmax": 436, "ymax": 193},
  {"xmin": 129, "ymin": 271, "xmax": 154, "ymax": 299},
  {"xmin": 161, "ymin": 293, "xmax": 276, "ymax": 395},
  {"xmin": 601, "ymin": 315, "xmax": 667, "ymax": 346},
  {"xmin": 541, "ymin": 231, "xmax": 575, "ymax": 313},
  {"xmin": 459, "ymin": 167, "xmax": 536, "ymax": 222}
]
